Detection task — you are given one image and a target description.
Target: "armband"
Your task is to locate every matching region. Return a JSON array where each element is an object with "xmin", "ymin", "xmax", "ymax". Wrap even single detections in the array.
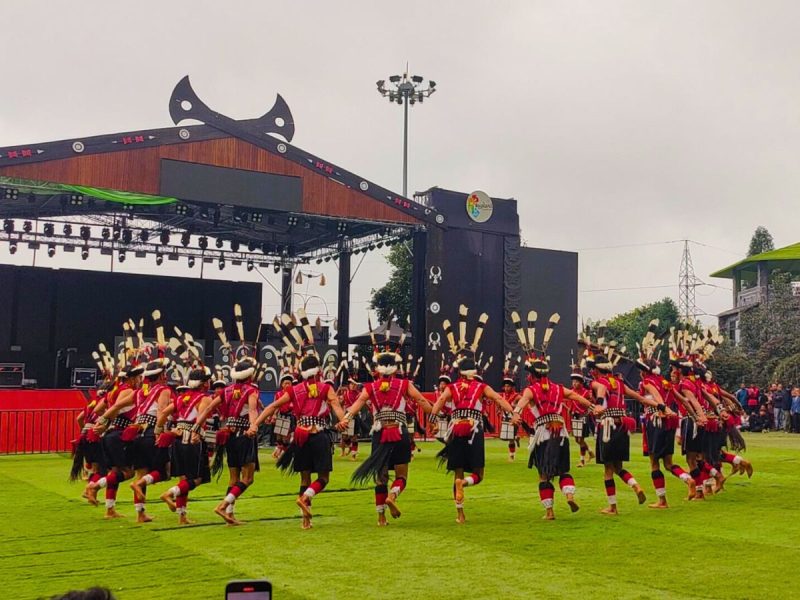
[
  {"xmin": 191, "ymin": 423, "xmax": 202, "ymax": 434},
  {"xmin": 512, "ymin": 407, "xmax": 522, "ymax": 415},
  {"xmin": 97, "ymin": 416, "xmax": 109, "ymax": 426},
  {"xmin": 657, "ymin": 404, "xmax": 666, "ymax": 413}
]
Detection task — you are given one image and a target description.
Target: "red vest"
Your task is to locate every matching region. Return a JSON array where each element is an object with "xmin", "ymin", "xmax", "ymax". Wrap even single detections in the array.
[
  {"xmin": 448, "ymin": 379, "xmax": 488, "ymax": 412},
  {"xmin": 596, "ymin": 375, "xmax": 626, "ymax": 410},
  {"xmin": 224, "ymin": 383, "xmax": 260, "ymax": 417},
  {"xmin": 138, "ymin": 383, "xmax": 171, "ymax": 417},
  {"xmin": 175, "ymin": 390, "xmax": 206, "ymax": 421},
  {"xmin": 365, "ymin": 377, "xmax": 409, "ymax": 411},
  {"xmin": 569, "ymin": 386, "xmax": 592, "ymax": 415},
  {"xmin": 525, "ymin": 379, "xmax": 566, "ymax": 418},
  {"xmin": 289, "ymin": 378, "xmax": 332, "ymax": 418}
]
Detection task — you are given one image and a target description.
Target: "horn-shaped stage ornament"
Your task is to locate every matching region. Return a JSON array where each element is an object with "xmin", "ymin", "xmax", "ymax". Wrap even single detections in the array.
[{"xmin": 169, "ymin": 75, "xmax": 295, "ymax": 143}]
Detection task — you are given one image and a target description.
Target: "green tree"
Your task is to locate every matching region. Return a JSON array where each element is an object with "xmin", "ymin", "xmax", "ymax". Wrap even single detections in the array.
[
  {"xmin": 369, "ymin": 244, "xmax": 412, "ymax": 323},
  {"xmin": 773, "ymin": 354, "xmax": 800, "ymax": 388},
  {"xmin": 739, "ymin": 271, "xmax": 800, "ymax": 384},
  {"xmin": 710, "ymin": 341, "xmax": 753, "ymax": 390},
  {"xmin": 588, "ymin": 298, "xmax": 682, "ymax": 357},
  {"xmin": 747, "ymin": 226, "xmax": 775, "ymax": 257}
]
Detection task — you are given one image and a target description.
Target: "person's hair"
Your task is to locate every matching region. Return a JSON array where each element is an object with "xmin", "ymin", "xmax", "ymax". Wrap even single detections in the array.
[{"xmin": 47, "ymin": 588, "xmax": 116, "ymax": 600}]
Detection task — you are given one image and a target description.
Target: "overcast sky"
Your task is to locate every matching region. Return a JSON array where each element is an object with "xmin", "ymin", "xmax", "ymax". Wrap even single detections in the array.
[{"xmin": 2, "ymin": 1, "xmax": 799, "ymax": 333}]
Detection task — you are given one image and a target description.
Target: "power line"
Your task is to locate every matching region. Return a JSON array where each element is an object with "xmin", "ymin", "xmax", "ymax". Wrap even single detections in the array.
[{"xmin": 580, "ymin": 284, "xmax": 675, "ymax": 293}]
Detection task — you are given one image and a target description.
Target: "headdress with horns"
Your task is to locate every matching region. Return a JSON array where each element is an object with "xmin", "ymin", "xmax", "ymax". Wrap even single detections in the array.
[
  {"xmin": 442, "ymin": 304, "xmax": 489, "ymax": 378},
  {"xmin": 512, "ymin": 309, "xmax": 560, "ymax": 376}
]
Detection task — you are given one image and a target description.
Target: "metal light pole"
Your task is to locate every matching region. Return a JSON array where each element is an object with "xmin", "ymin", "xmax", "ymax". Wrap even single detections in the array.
[{"xmin": 376, "ymin": 69, "xmax": 436, "ymax": 197}]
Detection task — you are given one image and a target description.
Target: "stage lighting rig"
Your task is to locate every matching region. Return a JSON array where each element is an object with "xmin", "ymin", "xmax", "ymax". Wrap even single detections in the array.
[
  {"xmin": 24, "ymin": 221, "xmax": 35, "ymax": 234},
  {"xmin": 47, "ymin": 244, "xmax": 56, "ymax": 258},
  {"xmin": 63, "ymin": 224, "xmax": 73, "ymax": 237},
  {"xmin": 3, "ymin": 219, "xmax": 14, "ymax": 234},
  {"xmin": 81, "ymin": 246, "xmax": 89, "ymax": 260},
  {"xmin": 9, "ymin": 241, "xmax": 18, "ymax": 254},
  {"xmin": 155, "ymin": 253, "xmax": 164, "ymax": 266}
]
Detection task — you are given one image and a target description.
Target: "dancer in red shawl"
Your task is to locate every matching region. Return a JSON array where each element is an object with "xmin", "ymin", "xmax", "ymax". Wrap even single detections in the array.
[
  {"xmin": 431, "ymin": 357, "xmax": 454, "ymax": 444},
  {"xmin": 89, "ymin": 352, "xmax": 144, "ymax": 518},
  {"xmin": 158, "ymin": 366, "xmax": 218, "ymax": 524},
  {"xmin": 341, "ymin": 323, "xmax": 433, "ymax": 525},
  {"xmin": 338, "ymin": 359, "xmax": 361, "ymax": 460},
  {"xmin": 512, "ymin": 311, "xmax": 598, "ymax": 519},
  {"xmin": 430, "ymin": 305, "xmax": 519, "ymax": 524},
  {"xmin": 634, "ymin": 320, "xmax": 696, "ymax": 507},
  {"xmin": 272, "ymin": 358, "xmax": 296, "ymax": 461},
  {"xmin": 251, "ymin": 309, "xmax": 348, "ymax": 529},
  {"xmin": 212, "ymin": 305, "xmax": 262, "ymax": 525},
  {"xmin": 586, "ymin": 344, "xmax": 660, "ymax": 515},
  {"xmin": 567, "ymin": 365, "xmax": 595, "ymax": 467},
  {"xmin": 701, "ymin": 369, "xmax": 753, "ymax": 478},
  {"xmin": 498, "ymin": 354, "xmax": 522, "ymax": 461}
]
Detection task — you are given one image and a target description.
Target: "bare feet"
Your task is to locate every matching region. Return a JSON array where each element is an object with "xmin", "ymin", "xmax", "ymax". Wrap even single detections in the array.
[
  {"xmin": 566, "ymin": 495, "xmax": 580, "ymax": 513},
  {"xmin": 634, "ymin": 485, "xmax": 647, "ymax": 504},
  {"xmin": 743, "ymin": 460, "xmax": 754, "ymax": 478},
  {"xmin": 136, "ymin": 512, "xmax": 154, "ymax": 523},
  {"xmin": 542, "ymin": 508, "xmax": 555, "ymax": 520},
  {"xmin": 160, "ymin": 491, "xmax": 177, "ymax": 512},
  {"xmin": 454, "ymin": 478, "xmax": 465, "ymax": 504},
  {"xmin": 600, "ymin": 506, "xmax": 618, "ymax": 516},
  {"xmin": 214, "ymin": 502, "xmax": 235, "ymax": 524},
  {"xmin": 130, "ymin": 480, "xmax": 146, "ymax": 502},
  {"xmin": 351, "ymin": 454, "xmax": 358, "ymax": 461},
  {"xmin": 385, "ymin": 493, "xmax": 401, "ymax": 519},
  {"xmin": 648, "ymin": 500, "xmax": 669, "ymax": 509},
  {"xmin": 85, "ymin": 486, "xmax": 99, "ymax": 506},
  {"xmin": 686, "ymin": 481, "xmax": 697, "ymax": 500},
  {"xmin": 455, "ymin": 508, "xmax": 466, "ymax": 524},
  {"xmin": 296, "ymin": 495, "xmax": 312, "ymax": 521},
  {"xmin": 179, "ymin": 515, "xmax": 195, "ymax": 525},
  {"xmin": 377, "ymin": 513, "xmax": 388, "ymax": 527},
  {"xmin": 301, "ymin": 515, "xmax": 313, "ymax": 530},
  {"xmin": 588, "ymin": 450, "xmax": 596, "ymax": 463},
  {"xmin": 691, "ymin": 491, "xmax": 705, "ymax": 501},
  {"xmin": 105, "ymin": 509, "xmax": 124, "ymax": 519}
]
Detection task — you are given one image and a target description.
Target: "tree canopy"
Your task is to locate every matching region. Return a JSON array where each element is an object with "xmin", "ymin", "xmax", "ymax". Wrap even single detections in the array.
[
  {"xmin": 586, "ymin": 297, "xmax": 682, "ymax": 358},
  {"xmin": 747, "ymin": 226, "xmax": 775, "ymax": 257},
  {"xmin": 369, "ymin": 244, "xmax": 412, "ymax": 323}
]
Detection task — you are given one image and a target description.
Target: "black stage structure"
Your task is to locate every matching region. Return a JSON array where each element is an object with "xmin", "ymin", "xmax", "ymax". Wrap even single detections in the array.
[{"xmin": 0, "ymin": 77, "xmax": 577, "ymax": 390}]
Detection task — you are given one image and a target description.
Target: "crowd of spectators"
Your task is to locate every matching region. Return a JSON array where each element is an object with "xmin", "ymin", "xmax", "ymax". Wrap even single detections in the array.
[{"xmin": 736, "ymin": 382, "xmax": 800, "ymax": 433}]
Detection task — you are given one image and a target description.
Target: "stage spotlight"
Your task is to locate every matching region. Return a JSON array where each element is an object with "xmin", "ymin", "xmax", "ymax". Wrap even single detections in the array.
[
  {"xmin": 175, "ymin": 203, "xmax": 189, "ymax": 216},
  {"xmin": 218, "ymin": 258, "xmax": 225, "ymax": 270},
  {"xmin": 215, "ymin": 238, "xmax": 224, "ymax": 249},
  {"xmin": 187, "ymin": 256, "xmax": 195, "ymax": 268},
  {"xmin": 198, "ymin": 236, "xmax": 208, "ymax": 250},
  {"xmin": 63, "ymin": 224, "xmax": 73, "ymax": 237},
  {"xmin": 69, "ymin": 193, "xmax": 84, "ymax": 206},
  {"xmin": 287, "ymin": 215, "xmax": 299, "ymax": 227},
  {"xmin": 181, "ymin": 232, "xmax": 191, "ymax": 247},
  {"xmin": 273, "ymin": 264, "xmax": 281, "ymax": 274},
  {"xmin": 377, "ymin": 241, "xmax": 384, "ymax": 249},
  {"xmin": 155, "ymin": 253, "xmax": 164, "ymax": 266},
  {"xmin": 9, "ymin": 241, "xmax": 18, "ymax": 254},
  {"xmin": 337, "ymin": 222, "xmax": 347, "ymax": 233},
  {"xmin": 315, "ymin": 258, "xmax": 322, "ymax": 264},
  {"xmin": 368, "ymin": 243, "xmax": 376, "ymax": 251},
  {"xmin": 80, "ymin": 226, "xmax": 90, "ymax": 241},
  {"xmin": 24, "ymin": 221, "xmax": 34, "ymax": 234},
  {"xmin": 3, "ymin": 188, "xmax": 19, "ymax": 200},
  {"xmin": 101, "ymin": 227, "xmax": 110, "ymax": 240},
  {"xmin": 121, "ymin": 229, "xmax": 133, "ymax": 244},
  {"xmin": 139, "ymin": 230, "xmax": 150, "ymax": 243},
  {"xmin": 3, "ymin": 219, "xmax": 14, "ymax": 234},
  {"xmin": 118, "ymin": 250, "xmax": 126, "ymax": 263},
  {"xmin": 251, "ymin": 211, "xmax": 263, "ymax": 223},
  {"xmin": 159, "ymin": 230, "xmax": 170, "ymax": 245},
  {"xmin": 246, "ymin": 260, "xmax": 254, "ymax": 272},
  {"xmin": 230, "ymin": 240, "xmax": 240, "ymax": 252},
  {"xmin": 47, "ymin": 244, "xmax": 56, "ymax": 258},
  {"xmin": 324, "ymin": 256, "xmax": 331, "ymax": 262},
  {"xmin": 248, "ymin": 242, "xmax": 258, "ymax": 252},
  {"xmin": 112, "ymin": 225, "xmax": 121, "ymax": 240},
  {"xmin": 81, "ymin": 246, "xmax": 89, "ymax": 260}
]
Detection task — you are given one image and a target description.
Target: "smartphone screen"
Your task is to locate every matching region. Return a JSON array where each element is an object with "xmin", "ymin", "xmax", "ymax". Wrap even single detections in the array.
[{"xmin": 226, "ymin": 580, "xmax": 271, "ymax": 600}]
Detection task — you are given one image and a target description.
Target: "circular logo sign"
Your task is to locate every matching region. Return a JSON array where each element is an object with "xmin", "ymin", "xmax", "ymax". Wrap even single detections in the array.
[{"xmin": 466, "ymin": 191, "xmax": 493, "ymax": 223}]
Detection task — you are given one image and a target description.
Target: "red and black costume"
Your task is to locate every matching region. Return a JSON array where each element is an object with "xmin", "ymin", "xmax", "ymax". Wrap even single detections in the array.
[
  {"xmin": 220, "ymin": 381, "xmax": 260, "ymax": 471},
  {"xmin": 436, "ymin": 377, "xmax": 489, "ymax": 473},
  {"xmin": 277, "ymin": 376, "xmax": 334, "ymax": 476}
]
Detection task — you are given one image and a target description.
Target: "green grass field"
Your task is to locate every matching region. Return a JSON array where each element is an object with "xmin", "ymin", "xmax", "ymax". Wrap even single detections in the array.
[{"xmin": 1, "ymin": 434, "xmax": 798, "ymax": 600}]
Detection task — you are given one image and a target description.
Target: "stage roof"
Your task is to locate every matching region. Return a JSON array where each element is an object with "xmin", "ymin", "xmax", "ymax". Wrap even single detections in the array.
[{"xmin": 0, "ymin": 76, "xmax": 444, "ymax": 264}]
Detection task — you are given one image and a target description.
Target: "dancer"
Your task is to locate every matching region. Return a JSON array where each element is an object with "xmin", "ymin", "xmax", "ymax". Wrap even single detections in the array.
[
  {"xmin": 568, "ymin": 366, "xmax": 595, "ymax": 467},
  {"xmin": 512, "ymin": 311, "xmax": 598, "ymax": 519},
  {"xmin": 430, "ymin": 305, "xmax": 519, "ymax": 524},
  {"xmin": 634, "ymin": 321, "xmax": 696, "ymax": 507},
  {"xmin": 251, "ymin": 309, "xmax": 348, "ymax": 529},
  {"xmin": 159, "ymin": 366, "xmax": 217, "ymax": 524},
  {"xmin": 586, "ymin": 344, "xmax": 659, "ymax": 515},
  {"xmin": 498, "ymin": 354, "xmax": 522, "ymax": 461},
  {"xmin": 273, "ymin": 362, "xmax": 296, "ymax": 460},
  {"xmin": 211, "ymin": 305, "xmax": 262, "ymax": 525},
  {"xmin": 342, "ymin": 322, "xmax": 433, "ymax": 525}
]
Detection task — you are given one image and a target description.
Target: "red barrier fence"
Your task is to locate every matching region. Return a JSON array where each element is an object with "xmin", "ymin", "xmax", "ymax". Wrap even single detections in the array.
[{"xmin": 0, "ymin": 390, "xmax": 88, "ymax": 454}]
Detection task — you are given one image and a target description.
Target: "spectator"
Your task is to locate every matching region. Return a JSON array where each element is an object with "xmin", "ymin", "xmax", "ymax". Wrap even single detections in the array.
[
  {"xmin": 782, "ymin": 384, "xmax": 793, "ymax": 432},
  {"xmin": 791, "ymin": 387, "xmax": 800, "ymax": 434},
  {"xmin": 736, "ymin": 383, "xmax": 748, "ymax": 410},
  {"xmin": 746, "ymin": 384, "xmax": 760, "ymax": 415},
  {"xmin": 750, "ymin": 406, "xmax": 770, "ymax": 433},
  {"xmin": 46, "ymin": 589, "xmax": 116, "ymax": 600},
  {"xmin": 773, "ymin": 383, "xmax": 785, "ymax": 431},
  {"xmin": 739, "ymin": 413, "xmax": 750, "ymax": 432}
]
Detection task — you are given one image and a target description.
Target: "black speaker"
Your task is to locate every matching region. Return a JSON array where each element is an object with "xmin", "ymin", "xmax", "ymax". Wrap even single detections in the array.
[
  {"xmin": 71, "ymin": 368, "xmax": 97, "ymax": 389},
  {"xmin": 0, "ymin": 364, "xmax": 24, "ymax": 388}
]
